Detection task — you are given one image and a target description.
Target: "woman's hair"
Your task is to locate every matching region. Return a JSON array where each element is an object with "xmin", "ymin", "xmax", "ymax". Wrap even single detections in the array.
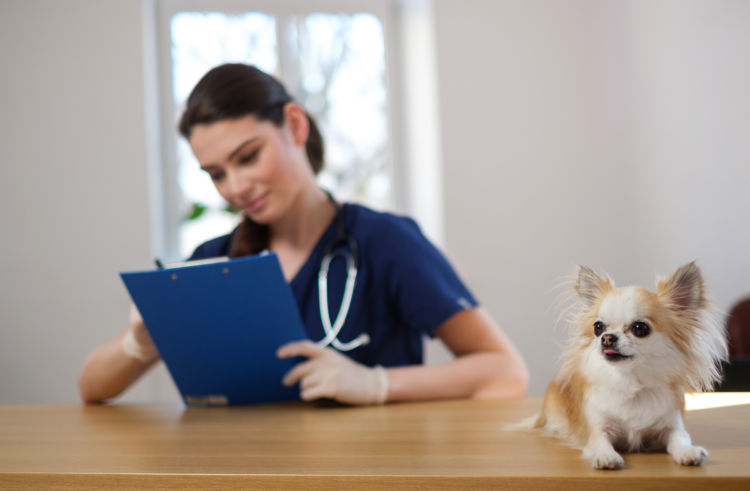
[
  {"xmin": 178, "ymin": 63, "xmax": 325, "ymax": 257},
  {"xmin": 178, "ymin": 63, "xmax": 324, "ymax": 173}
]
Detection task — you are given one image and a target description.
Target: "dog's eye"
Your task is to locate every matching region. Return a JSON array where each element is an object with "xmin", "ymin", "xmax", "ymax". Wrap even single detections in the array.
[
  {"xmin": 631, "ymin": 321, "xmax": 651, "ymax": 338},
  {"xmin": 593, "ymin": 321, "xmax": 604, "ymax": 336}
]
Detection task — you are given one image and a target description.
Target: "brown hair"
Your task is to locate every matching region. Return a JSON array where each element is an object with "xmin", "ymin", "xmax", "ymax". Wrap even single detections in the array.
[{"xmin": 178, "ymin": 64, "xmax": 325, "ymax": 256}]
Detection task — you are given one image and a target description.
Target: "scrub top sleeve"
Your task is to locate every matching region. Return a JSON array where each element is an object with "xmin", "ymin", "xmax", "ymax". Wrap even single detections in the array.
[{"xmin": 387, "ymin": 217, "xmax": 478, "ymax": 337}]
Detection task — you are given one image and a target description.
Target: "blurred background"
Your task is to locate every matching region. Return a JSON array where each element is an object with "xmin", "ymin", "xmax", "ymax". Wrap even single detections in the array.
[{"xmin": 1, "ymin": 0, "xmax": 748, "ymax": 403}]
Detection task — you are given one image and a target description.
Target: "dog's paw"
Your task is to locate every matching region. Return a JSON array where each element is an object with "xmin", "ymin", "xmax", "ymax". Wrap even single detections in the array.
[
  {"xmin": 584, "ymin": 438, "xmax": 625, "ymax": 470},
  {"xmin": 671, "ymin": 445, "xmax": 708, "ymax": 466},
  {"xmin": 589, "ymin": 450, "xmax": 625, "ymax": 470}
]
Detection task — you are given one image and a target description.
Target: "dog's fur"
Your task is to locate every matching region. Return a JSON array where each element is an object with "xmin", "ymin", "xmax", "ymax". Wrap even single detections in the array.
[{"xmin": 533, "ymin": 262, "xmax": 727, "ymax": 469}]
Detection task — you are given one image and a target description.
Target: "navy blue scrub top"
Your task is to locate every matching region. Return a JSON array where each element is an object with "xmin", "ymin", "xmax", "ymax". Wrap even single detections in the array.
[{"xmin": 189, "ymin": 203, "xmax": 478, "ymax": 367}]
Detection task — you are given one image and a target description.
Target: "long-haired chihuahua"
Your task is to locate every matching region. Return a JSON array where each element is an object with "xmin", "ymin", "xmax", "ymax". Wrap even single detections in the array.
[{"xmin": 533, "ymin": 262, "xmax": 727, "ymax": 469}]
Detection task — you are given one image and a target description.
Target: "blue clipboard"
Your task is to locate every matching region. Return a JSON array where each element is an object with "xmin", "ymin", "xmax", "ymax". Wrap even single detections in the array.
[{"xmin": 119, "ymin": 253, "xmax": 307, "ymax": 406}]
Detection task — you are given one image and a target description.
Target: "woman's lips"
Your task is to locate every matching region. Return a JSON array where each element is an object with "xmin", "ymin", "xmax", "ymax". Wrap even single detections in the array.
[{"xmin": 243, "ymin": 193, "xmax": 268, "ymax": 213}]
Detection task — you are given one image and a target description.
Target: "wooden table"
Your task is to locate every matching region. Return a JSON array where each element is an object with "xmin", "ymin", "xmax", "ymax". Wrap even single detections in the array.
[{"xmin": 1, "ymin": 397, "xmax": 749, "ymax": 489}]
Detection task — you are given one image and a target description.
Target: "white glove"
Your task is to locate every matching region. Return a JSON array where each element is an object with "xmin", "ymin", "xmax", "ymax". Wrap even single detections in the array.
[
  {"xmin": 121, "ymin": 304, "xmax": 158, "ymax": 363},
  {"xmin": 277, "ymin": 340, "xmax": 389, "ymax": 405}
]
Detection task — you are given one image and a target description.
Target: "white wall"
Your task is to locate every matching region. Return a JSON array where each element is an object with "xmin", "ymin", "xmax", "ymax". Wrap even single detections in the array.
[
  {"xmin": 435, "ymin": 0, "xmax": 750, "ymax": 395},
  {"xmin": 1, "ymin": 0, "xmax": 748, "ymax": 403},
  {"xmin": 0, "ymin": 0, "xmax": 176, "ymax": 403}
]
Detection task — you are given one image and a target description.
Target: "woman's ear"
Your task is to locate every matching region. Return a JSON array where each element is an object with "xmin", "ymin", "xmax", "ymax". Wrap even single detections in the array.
[{"xmin": 282, "ymin": 102, "xmax": 310, "ymax": 146}]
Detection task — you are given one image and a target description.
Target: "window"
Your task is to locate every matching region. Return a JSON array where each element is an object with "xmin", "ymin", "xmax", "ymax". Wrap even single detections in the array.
[{"xmin": 156, "ymin": 0, "xmax": 399, "ymax": 260}]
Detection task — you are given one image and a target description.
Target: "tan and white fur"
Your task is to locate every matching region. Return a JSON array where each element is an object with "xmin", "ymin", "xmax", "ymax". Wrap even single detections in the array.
[{"xmin": 534, "ymin": 262, "xmax": 727, "ymax": 469}]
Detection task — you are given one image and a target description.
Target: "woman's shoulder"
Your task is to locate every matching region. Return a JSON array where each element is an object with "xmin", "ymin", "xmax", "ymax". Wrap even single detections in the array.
[
  {"xmin": 343, "ymin": 203, "xmax": 421, "ymax": 235},
  {"xmin": 342, "ymin": 203, "xmax": 429, "ymax": 254},
  {"xmin": 188, "ymin": 231, "xmax": 234, "ymax": 260}
]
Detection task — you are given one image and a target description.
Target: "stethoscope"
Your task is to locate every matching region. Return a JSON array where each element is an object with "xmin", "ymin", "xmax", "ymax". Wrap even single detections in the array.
[{"xmin": 315, "ymin": 192, "xmax": 370, "ymax": 351}]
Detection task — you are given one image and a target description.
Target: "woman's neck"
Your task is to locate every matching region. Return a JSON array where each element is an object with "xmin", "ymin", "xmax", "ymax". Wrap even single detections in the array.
[{"xmin": 269, "ymin": 186, "xmax": 336, "ymax": 252}]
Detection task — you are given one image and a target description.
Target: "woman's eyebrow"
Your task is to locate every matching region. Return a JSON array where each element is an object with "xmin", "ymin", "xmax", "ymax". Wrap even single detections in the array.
[{"xmin": 227, "ymin": 137, "xmax": 260, "ymax": 161}]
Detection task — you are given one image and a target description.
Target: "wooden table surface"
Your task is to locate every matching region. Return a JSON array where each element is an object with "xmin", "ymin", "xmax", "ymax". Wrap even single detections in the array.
[{"xmin": 1, "ymin": 396, "xmax": 749, "ymax": 489}]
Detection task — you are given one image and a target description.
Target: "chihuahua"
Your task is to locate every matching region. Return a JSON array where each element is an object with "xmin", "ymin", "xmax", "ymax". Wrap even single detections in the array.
[{"xmin": 533, "ymin": 262, "xmax": 727, "ymax": 469}]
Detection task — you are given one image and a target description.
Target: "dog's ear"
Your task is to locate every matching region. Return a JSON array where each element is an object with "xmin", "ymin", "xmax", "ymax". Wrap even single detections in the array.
[
  {"xmin": 657, "ymin": 261, "xmax": 706, "ymax": 312},
  {"xmin": 576, "ymin": 266, "xmax": 613, "ymax": 307}
]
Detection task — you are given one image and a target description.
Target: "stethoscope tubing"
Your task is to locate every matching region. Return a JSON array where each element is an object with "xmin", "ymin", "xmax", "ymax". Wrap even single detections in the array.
[
  {"xmin": 314, "ymin": 194, "xmax": 370, "ymax": 352},
  {"xmin": 316, "ymin": 249, "xmax": 369, "ymax": 351}
]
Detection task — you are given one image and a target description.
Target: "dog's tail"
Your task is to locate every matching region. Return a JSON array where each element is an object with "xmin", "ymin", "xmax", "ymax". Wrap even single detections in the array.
[{"xmin": 503, "ymin": 412, "xmax": 544, "ymax": 432}]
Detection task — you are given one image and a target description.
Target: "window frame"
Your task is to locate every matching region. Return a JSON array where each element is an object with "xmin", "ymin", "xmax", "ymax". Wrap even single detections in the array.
[{"xmin": 153, "ymin": 0, "xmax": 404, "ymax": 262}]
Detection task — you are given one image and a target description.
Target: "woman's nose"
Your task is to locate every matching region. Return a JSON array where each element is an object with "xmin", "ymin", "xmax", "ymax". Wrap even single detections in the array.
[{"xmin": 225, "ymin": 169, "xmax": 253, "ymax": 200}]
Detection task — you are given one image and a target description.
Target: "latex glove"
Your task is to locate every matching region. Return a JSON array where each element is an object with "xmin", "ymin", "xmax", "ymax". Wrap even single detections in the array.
[
  {"xmin": 277, "ymin": 340, "xmax": 389, "ymax": 405},
  {"xmin": 121, "ymin": 304, "xmax": 158, "ymax": 363}
]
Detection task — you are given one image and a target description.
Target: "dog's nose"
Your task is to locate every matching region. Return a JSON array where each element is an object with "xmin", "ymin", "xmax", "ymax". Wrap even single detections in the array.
[{"xmin": 601, "ymin": 334, "xmax": 618, "ymax": 347}]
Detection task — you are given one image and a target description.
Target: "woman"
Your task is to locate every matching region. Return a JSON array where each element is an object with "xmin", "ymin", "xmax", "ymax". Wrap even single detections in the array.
[{"xmin": 78, "ymin": 63, "xmax": 528, "ymax": 405}]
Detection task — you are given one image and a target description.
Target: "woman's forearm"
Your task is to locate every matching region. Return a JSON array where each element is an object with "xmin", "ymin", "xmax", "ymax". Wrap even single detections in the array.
[
  {"xmin": 77, "ymin": 333, "xmax": 158, "ymax": 403},
  {"xmin": 386, "ymin": 306, "xmax": 529, "ymax": 403},
  {"xmin": 385, "ymin": 350, "xmax": 529, "ymax": 402}
]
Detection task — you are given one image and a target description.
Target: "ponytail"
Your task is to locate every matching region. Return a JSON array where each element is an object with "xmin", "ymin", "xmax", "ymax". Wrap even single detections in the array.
[{"xmin": 305, "ymin": 112, "xmax": 324, "ymax": 174}]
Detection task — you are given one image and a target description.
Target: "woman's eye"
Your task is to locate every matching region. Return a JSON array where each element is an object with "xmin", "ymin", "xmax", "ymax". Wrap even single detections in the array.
[
  {"xmin": 632, "ymin": 321, "xmax": 651, "ymax": 338},
  {"xmin": 593, "ymin": 321, "xmax": 604, "ymax": 336},
  {"xmin": 239, "ymin": 149, "xmax": 259, "ymax": 164},
  {"xmin": 208, "ymin": 172, "xmax": 225, "ymax": 182}
]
